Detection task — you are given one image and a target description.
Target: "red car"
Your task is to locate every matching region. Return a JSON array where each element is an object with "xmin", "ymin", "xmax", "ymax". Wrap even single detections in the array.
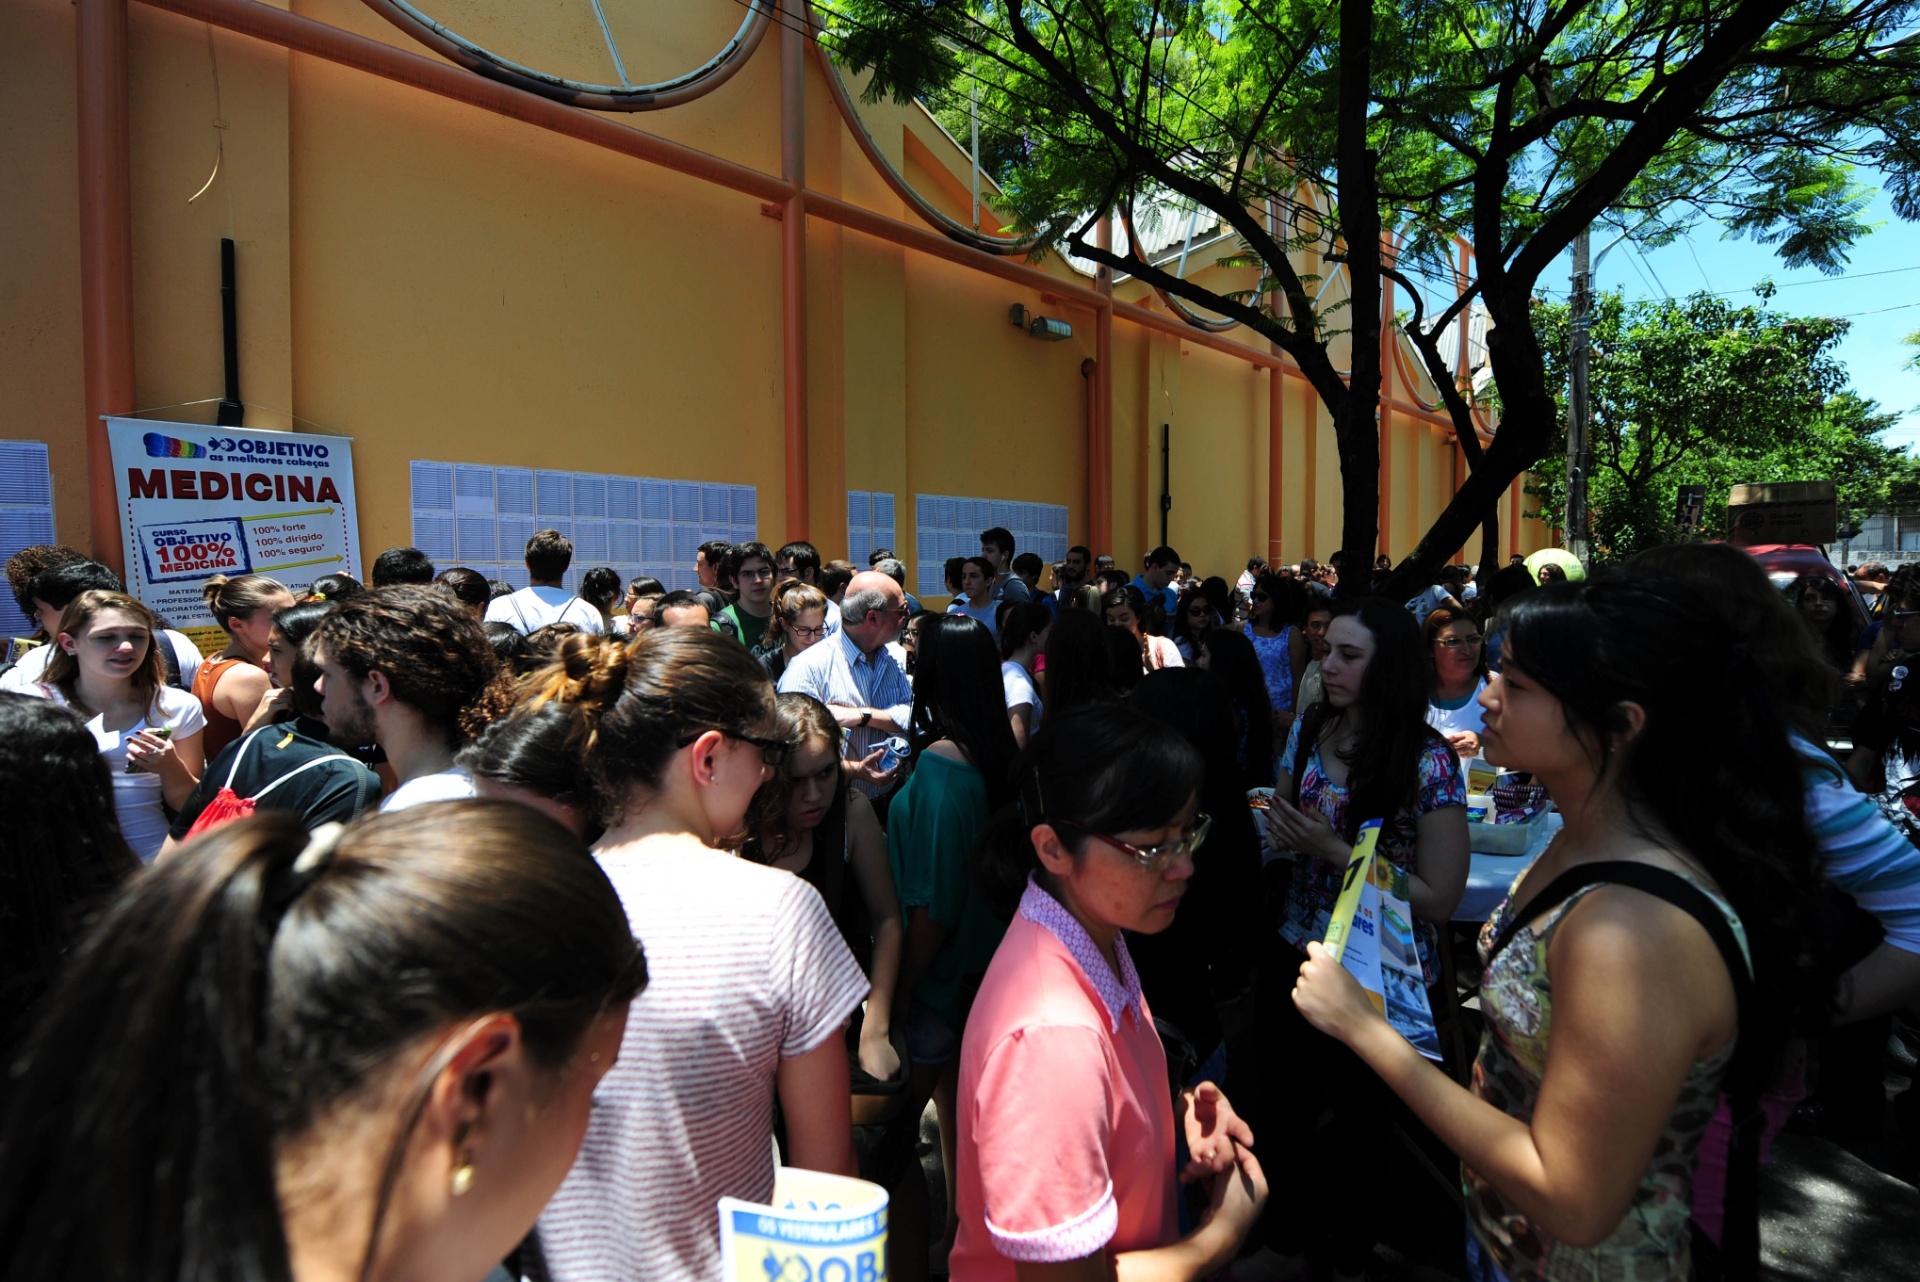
[{"xmin": 1741, "ymin": 543, "xmax": 1869, "ymax": 631}]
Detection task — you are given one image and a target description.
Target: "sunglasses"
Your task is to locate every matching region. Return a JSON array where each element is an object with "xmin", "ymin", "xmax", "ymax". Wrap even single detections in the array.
[
  {"xmin": 1435, "ymin": 635, "xmax": 1483, "ymax": 650},
  {"xmin": 677, "ymin": 729, "xmax": 795, "ymax": 766},
  {"xmin": 1051, "ymin": 813, "xmax": 1213, "ymax": 872}
]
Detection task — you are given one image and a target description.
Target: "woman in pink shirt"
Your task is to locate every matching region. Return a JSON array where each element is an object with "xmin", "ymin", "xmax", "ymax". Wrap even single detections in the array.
[{"xmin": 952, "ymin": 704, "xmax": 1268, "ymax": 1281}]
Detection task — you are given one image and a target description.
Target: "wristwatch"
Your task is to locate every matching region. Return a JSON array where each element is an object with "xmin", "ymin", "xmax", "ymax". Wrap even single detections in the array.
[{"xmin": 859, "ymin": 710, "xmax": 872, "ymax": 728}]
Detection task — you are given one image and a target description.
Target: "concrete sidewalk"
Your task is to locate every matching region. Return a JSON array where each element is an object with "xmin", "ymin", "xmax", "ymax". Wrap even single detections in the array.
[{"xmin": 1761, "ymin": 1128, "xmax": 1920, "ymax": 1282}]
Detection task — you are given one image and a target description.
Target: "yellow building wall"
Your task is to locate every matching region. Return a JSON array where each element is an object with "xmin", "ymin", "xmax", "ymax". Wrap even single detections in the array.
[{"xmin": 1, "ymin": 0, "xmax": 1549, "ymax": 596}]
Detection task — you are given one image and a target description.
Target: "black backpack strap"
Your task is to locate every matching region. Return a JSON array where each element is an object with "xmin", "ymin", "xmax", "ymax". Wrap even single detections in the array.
[
  {"xmin": 1487, "ymin": 860, "xmax": 1760, "ymax": 1282},
  {"xmin": 156, "ymin": 632, "xmax": 183, "ymax": 689}
]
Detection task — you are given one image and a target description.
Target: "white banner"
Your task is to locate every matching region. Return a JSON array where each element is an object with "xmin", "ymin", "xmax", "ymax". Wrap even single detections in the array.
[{"xmin": 107, "ymin": 418, "xmax": 361, "ymax": 651}]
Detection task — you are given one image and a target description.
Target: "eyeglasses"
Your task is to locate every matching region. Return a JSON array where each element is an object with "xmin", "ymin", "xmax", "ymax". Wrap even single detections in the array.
[
  {"xmin": 1891, "ymin": 609, "xmax": 1920, "ymax": 620},
  {"xmin": 1252, "ymin": 594, "xmax": 1270, "ymax": 602},
  {"xmin": 1435, "ymin": 635, "xmax": 1483, "ymax": 650},
  {"xmin": 789, "ymin": 624, "xmax": 828, "ymax": 640},
  {"xmin": 676, "ymin": 729, "xmax": 795, "ymax": 766},
  {"xmin": 1051, "ymin": 813, "xmax": 1213, "ymax": 872}
]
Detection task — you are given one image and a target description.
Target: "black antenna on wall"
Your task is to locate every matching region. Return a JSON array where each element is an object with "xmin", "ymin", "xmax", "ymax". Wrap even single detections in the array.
[
  {"xmin": 215, "ymin": 238, "xmax": 243, "ymax": 427},
  {"xmin": 1160, "ymin": 423, "xmax": 1172, "ymax": 547}
]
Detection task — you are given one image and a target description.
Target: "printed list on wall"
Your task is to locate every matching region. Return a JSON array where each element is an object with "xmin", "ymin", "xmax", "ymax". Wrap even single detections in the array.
[{"xmin": 410, "ymin": 461, "xmax": 756, "ymax": 593}]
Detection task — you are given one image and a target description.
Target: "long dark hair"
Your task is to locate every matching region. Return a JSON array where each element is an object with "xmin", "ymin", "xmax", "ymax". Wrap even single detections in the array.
[
  {"xmin": 909, "ymin": 615, "xmax": 1020, "ymax": 809},
  {"xmin": 1195, "ymin": 627, "xmax": 1276, "ymax": 790},
  {"xmin": 1171, "ymin": 586, "xmax": 1220, "ymax": 655},
  {"xmin": 976, "ymin": 704, "xmax": 1203, "ymax": 917},
  {"xmin": 0, "ymin": 695, "xmax": 138, "ymax": 1053},
  {"xmin": 1501, "ymin": 575, "xmax": 1827, "ymax": 1076},
  {"xmin": 1785, "ymin": 575, "xmax": 1857, "ymax": 672},
  {"xmin": 742, "ymin": 693, "xmax": 848, "ymax": 865},
  {"xmin": 0, "ymin": 803, "xmax": 646, "ymax": 1282},
  {"xmin": 1625, "ymin": 543, "xmax": 1833, "ymax": 745},
  {"xmin": 1039, "ymin": 607, "xmax": 1115, "ymax": 714},
  {"xmin": 271, "ymin": 600, "xmax": 335, "ymax": 721},
  {"xmin": 1302, "ymin": 597, "xmax": 1449, "ymax": 841}
]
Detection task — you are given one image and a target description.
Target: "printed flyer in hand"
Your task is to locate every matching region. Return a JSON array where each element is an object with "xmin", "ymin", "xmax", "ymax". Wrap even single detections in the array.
[{"xmin": 719, "ymin": 1168, "xmax": 888, "ymax": 1282}]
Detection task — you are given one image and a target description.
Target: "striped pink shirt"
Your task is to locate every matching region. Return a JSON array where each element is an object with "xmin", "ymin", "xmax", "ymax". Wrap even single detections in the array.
[
  {"xmin": 950, "ymin": 879, "xmax": 1177, "ymax": 1279},
  {"xmin": 537, "ymin": 840, "xmax": 868, "ymax": 1282}
]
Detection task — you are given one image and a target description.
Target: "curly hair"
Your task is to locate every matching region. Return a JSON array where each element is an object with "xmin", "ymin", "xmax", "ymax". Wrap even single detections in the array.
[
  {"xmin": 308, "ymin": 585, "xmax": 511, "ymax": 743},
  {"xmin": 5, "ymin": 544, "xmax": 86, "ymax": 616}
]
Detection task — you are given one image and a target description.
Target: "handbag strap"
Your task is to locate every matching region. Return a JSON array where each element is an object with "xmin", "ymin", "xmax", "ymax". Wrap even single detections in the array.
[{"xmin": 1487, "ymin": 860, "xmax": 1761, "ymax": 1282}]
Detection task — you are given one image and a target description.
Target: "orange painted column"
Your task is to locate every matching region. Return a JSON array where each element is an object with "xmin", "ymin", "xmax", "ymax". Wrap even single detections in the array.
[
  {"xmin": 780, "ymin": 0, "xmax": 809, "ymax": 543},
  {"xmin": 1267, "ymin": 363, "xmax": 1284, "ymax": 565},
  {"xmin": 1377, "ymin": 268, "xmax": 1395, "ymax": 559},
  {"xmin": 1091, "ymin": 217, "xmax": 1114, "ymax": 555},
  {"xmin": 78, "ymin": 0, "xmax": 135, "ymax": 573}
]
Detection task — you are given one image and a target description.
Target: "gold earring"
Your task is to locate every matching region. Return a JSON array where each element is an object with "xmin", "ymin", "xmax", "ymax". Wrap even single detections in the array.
[{"xmin": 450, "ymin": 1121, "xmax": 475, "ymax": 1196}]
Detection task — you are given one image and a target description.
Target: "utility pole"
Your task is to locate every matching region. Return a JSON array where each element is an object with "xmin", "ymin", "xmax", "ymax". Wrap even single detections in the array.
[{"xmin": 1566, "ymin": 227, "xmax": 1593, "ymax": 565}]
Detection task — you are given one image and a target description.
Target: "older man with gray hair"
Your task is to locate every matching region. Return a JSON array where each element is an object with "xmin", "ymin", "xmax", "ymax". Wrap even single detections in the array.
[{"xmin": 777, "ymin": 570, "xmax": 912, "ymax": 796}]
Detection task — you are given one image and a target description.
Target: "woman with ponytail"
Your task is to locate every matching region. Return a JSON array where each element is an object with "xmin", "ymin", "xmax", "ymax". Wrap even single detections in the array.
[
  {"xmin": 0, "ymin": 802, "xmax": 646, "ymax": 1282},
  {"xmin": 531, "ymin": 627, "xmax": 869, "ymax": 1282},
  {"xmin": 196, "ymin": 573, "xmax": 296, "ymax": 758},
  {"xmin": 1292, "ymin": 575, "xmax": 1828, "ymax": 1282},
  {"xmin": 953, "ymin": 704, "xmax": 1267, "ymax": 1282}
]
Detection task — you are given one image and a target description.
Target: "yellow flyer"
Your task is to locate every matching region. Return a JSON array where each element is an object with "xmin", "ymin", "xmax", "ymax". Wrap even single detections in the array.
[
  {"xmin": 719, "ymin": 1167, "xmax": 890, "ymax": 1282},
  {"xmin": 1320, "ymin": 820, "xmax": 1384, "ymax": 957}
]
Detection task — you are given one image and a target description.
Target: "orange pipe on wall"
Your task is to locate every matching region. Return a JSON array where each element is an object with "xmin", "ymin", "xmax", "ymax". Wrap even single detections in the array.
[
  {"xmin": 780, "ymin": 0, "xmax": 809, "ymax": 543},
  {"xmin": 78, "ymin": 0, "xmax": 136, "ymax": 575}
]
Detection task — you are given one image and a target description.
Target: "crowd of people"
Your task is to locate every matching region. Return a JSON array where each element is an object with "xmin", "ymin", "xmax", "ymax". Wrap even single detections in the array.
[{"xmin": 1, "ymin": 522, "xmax": 1917, "ymax": 1282}]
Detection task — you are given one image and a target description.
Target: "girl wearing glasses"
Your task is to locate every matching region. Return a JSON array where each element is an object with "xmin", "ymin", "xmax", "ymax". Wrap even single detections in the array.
[
  {"xmin": 1426, "ymin": 606, "xmax": 1489, "ymax": 761},
  {"xmin": 1254, "ymin": 597, "xmax": 1468, "ymax": 1282},
  {"xmin": 533, "ymin": 628, "xmax": 870, "ymax": 1282},
  {"xmin": 952, "ymin": 704, "xmax": 1268, "ymax": 1282},
  {"xmin": 758, "ymin": 579, "xmax": 833, "ymax": 681}
]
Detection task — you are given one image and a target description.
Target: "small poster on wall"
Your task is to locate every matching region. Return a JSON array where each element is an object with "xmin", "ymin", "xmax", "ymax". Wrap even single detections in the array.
[{"xmin": 107, "ymin": 417, "xmax": 362, "ymax": 653}]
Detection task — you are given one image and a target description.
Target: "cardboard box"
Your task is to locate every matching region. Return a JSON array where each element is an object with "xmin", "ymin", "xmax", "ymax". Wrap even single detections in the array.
[{"xmin": 1726, "ymin": 480, "xmax": 1836, "ymax": 546}]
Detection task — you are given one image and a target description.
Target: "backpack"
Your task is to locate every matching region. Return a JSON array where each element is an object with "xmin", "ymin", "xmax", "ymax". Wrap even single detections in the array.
[{"xmin": 184, "ymin": 727, "xmax": 356, "ymax": 839}]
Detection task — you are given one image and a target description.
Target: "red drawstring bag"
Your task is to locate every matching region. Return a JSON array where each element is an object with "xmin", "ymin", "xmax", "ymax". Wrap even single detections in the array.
[{"xmin": 185, "ymin": 728, "xmax": 355, "ymax": 838}]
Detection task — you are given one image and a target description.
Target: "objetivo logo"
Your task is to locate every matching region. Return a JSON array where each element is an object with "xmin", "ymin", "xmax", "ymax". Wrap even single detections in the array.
[{"xmin": 143, "ymin": 432, "xmax": 207, "ymax": 460}]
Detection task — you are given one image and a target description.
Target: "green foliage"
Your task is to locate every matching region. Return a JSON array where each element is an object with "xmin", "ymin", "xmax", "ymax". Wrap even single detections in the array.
[
  {"xmin": 818, "ymin": 0, "xmax": 1920, "ymax": 575},
  {"xmin": 1526, "ymin": 291, "xmax": 1920, "ymax": 560}
]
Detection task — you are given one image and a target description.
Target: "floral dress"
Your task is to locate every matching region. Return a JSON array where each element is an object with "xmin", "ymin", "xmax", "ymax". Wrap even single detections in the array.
[
  {"xmin": 1467, "ymin": 870, "xmax": 1747, "ymax": 1282},
  {"xmin": 1276, "ymin": 719, "xmax": 1464, "ymax": 983},
  {"xmin": 1243, "ymin": 623, "xmax": 1296, "ymax": 713}
]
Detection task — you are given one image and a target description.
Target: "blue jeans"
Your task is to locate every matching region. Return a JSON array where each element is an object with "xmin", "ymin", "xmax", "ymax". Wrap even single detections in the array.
[{"xmin": 1464, "ymin": 1224, "xmax": 1512, "ymax": 1282}]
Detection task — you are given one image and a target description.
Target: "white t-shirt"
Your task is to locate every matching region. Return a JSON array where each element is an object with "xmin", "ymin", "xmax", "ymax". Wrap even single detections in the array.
[
  {"xmin": 538, "ymin": 842, "xmax": 868, "ymax": 1282},
  {"xmin": 379, "ymin": 766, "xmax": 476, "ymax": 812},
  {"xmin": 1002, "ymin": 659, "xmax": 1042, "ymax": 726},
  {"xmin": 484, "ymin": 586, "xmax": 604, "ymax": 636},
  {"xmin": 30, "ymin": 682, "xmax": 206, "ymax": 862},
  {"xmin": 0, "ymin": 628, "xmax": 201, "ymax": 694},
  {"xmin": 1405, "ymin": 584, "xmax": 1452, "ymax": 620},
  {"xmin": 1427, "ymin": 680, "xmax": 1487, "ymax": 739}
]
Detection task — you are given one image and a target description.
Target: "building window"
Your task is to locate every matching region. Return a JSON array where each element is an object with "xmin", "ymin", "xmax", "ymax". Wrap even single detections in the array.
[
  {"xmin": 0, "ymin": 441, "xmax": 57, "ymax": 639},
  {"xmin": 914, "ymin": 493, "xmax": 1068, "ymax": 597},
  {"xmin": 410, "ymin": 461, "xmax": 755, "ymax": 593}
]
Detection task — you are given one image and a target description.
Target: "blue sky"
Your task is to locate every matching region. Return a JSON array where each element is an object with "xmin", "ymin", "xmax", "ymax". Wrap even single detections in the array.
[{"xmin": 1567, "ymin": 176, "xmax": 1920, "ymax": 450}]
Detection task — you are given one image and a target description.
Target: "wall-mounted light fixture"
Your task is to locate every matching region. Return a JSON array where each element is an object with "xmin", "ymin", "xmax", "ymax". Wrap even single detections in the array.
[{"xmin": 1009, "ymin": 303, "xmax": 1073, "ymax": 342}]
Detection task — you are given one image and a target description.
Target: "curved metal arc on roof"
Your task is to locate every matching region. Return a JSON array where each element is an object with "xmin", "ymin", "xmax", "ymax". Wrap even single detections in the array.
[
  {"xmin": 359, "ymin": 0, "xmax": 775, "ymax": 110},
  {"xmin": 1117, "ymin": 198, "xmax": 1242, "ymax": 332},
  {"xmin": 802, "ymin": 3, "xmax": 1046, "ymax": 256}
]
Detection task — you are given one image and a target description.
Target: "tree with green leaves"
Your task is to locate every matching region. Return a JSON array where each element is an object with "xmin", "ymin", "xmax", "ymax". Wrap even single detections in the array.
[
  {"xmin": 821, "ymin": 0, "xmax": 1919, "ymax": 592},
  {"xmin": 1525, "ymin": 289, "xmax": 1920, "ymax": 558}
]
